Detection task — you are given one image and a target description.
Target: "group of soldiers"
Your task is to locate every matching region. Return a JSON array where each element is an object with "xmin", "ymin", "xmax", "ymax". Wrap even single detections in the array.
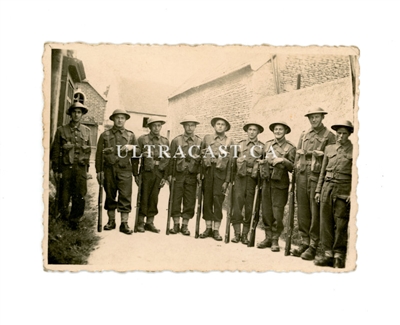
[{"xmin": 51, "ymin": 102, "xmax": 353, "ymax": 269}]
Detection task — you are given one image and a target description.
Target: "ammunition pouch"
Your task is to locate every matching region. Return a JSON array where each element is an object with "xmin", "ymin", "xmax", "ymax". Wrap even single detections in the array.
[
  {"xmin": 311, "ymin": 150, "xmax": 324, "ymax": 173},
  {"xmin": 236, "ymin": 157, "xmax": 247, "ymax": 177},
  {"xmin": 216, "ymin": 156, "xmax": 228, "ymax": 171},
  {"xmin": 187, "ymin": 158, "xmax": 199, "ymax": 174},
  {"xmin": 251, "ymin": 163, "xmax": 259, "ymax": 179},
  {"xmin": 260, "ymin": 161, "xmax": 270, "ymax": 180}
]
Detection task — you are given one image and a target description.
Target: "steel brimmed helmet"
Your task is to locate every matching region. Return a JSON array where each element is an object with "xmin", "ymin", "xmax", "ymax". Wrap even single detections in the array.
[
  {"xmin": 243, "ymin": 122, "xmax": 264, "ymax": 134},
  {"xmin": 331, "ymin": 120, "xmax": 354, "ymax": 133},
  {"xmin": 67, "ymin": 102, "xmax": 88, "ymax": 115},
  {"xmin": 210, "ymin": 116, "xmax": 231, "ymax": 131},
  {"xmin": 304, "ymin": 107, "xmax": 328, "ymax": 117},
  {"xmin": 269, "ymin": 121, "xmax": 291, "ymax": 134},
  {"xmin": 147, "ymin": 117, "xmax": 166, "ymax": 127},
  {"xmin": 180, "ymin": 115, "xmax": 200, "ymax": 125},
  {"xmin": 109, "ymin": 109, "xmax": 130, "ymax": 121}
]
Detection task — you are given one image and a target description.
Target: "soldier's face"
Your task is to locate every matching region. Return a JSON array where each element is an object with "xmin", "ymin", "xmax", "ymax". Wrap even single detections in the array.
[
  {"xmin": 114, "ymin": 114, "xmax": 127, "ymax": 127},
  {"xmin": 247, "ymin": 125, "xmax": 260, "ymax": 139},
  {"xmin": 336, "ymin": 127, "xmax": 350, "ymax": 144},
  {"xmin": 308, "ymin": 114, "xmax": 324, "ymax": 129},
  {"xmin": 273, "ymin": 125, "xmax": 287, "ymax": 140},
  {"xmin": 214, "ymin": 120, "xmax": 227, "ymax": 133},
  {"xmin": 71, "ymin": 109, "xmax": 83, "ymax": 123},
  {"xmin": 150, "ymin": 122, "xmax": 163, "ymax": 135},
  {"xmin": 183, "ymin": 122, "xmax": 196, "ymax": 135}
]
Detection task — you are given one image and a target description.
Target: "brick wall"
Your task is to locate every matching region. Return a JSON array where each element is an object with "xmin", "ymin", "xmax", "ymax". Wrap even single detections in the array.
[
  {"xmin": 278, "ymin": 55, "xmax": 351, "ymax": 92},
  {"xmin": 76, "ymin": 82, "xmax": 107, "ymax": 125},
  {"xmin": 167, "ymin": 54, "xmax": 354, "ymax": 145}
]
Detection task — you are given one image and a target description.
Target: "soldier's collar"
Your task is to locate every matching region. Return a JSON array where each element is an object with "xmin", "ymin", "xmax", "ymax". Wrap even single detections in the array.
[
  {"xmin": 246, "ymin": 137, "xmax": 258, "ymax": 145},
  {"xmin": 112, "ymin": 126, "xmax": 125, "ymax": 133},
  {"xmin": 214, "ymin": 133, "xmax": 226, "ymax": 140},
  {"xmin": 183, "ymin": 133, "xmax": 194, "ymax": 141},
  {"xmin": 149, "ymin": 132, "xmax": 160, "ymax": 140},
  {"xmin": 69, "ymin": 122, "xmax": 81, "ymax": 130},
  {"xmin": 337, "ymin": 139, "xmax": 351, "ymax": 150},
  {"xmin": 309, "ymin": 124, "xmax": 325, "ymax": 134},
  {"xmin": 273, "ymin": 137, "xmax": 286, "ymax": 146}
]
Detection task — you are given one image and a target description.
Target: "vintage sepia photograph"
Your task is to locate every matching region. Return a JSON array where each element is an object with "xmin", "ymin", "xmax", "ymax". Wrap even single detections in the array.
[{"xmin": 43, "ymin": 43, "xmax": 359, "ymax": 272}]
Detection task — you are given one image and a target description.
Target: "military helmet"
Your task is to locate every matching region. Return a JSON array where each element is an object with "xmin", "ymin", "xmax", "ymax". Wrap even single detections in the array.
[
  {"xmin": 180, "ymin": 115, "xmax": 200, "ymax": 125},
  {"xmin": 269, "ymin": 121, "xmax": 291, "ymax": 134},
  {"xmin": 331, "ymin": 120, "xmax": 354, "ymax": 133},
  {"xmin": 109, "ymin": 109, "xmax": 130, "ymax": 121},
  {"xmin": 243, "ymin": 122, "xmax": 264, "ymax": 134},
  {"xmin": 304, "ymin": 107, "xmax": 328, "ymax": 117},
  {"xmin": 147, "ymin": 117, "xmax": 166, "ymax": 127},
  {"xmin": 211, "ymin": 116, "xmax": 231, "ymax": 132},
  {"xmin": 67, "ymin": 102, "xmax": 88, "ymax": 115}
]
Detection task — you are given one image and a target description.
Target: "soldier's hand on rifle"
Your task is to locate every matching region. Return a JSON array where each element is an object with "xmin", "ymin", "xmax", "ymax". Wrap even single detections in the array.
[
  {"xmin": 97, "ymin": 172, "xmax": 104, "ymax": 185},
  {"xmin": 159, "ymin": 178, "xmax": 167, "ymax": 188},
  {"xmin": 63, "ymin": 142, "xmax": 74, "ymax": 150},
  {"xmin": 272, "ymin": 157, "xmax": 284, "ymax": 166},
  {"xmin": 134, "ymin": 175, "xmax": 140, "ymax": 187},
  {"xmin": 222, "ymin": 182, "xmax": 229, "ymax": 194},
  {"xmin": 197, "ymin": 173, "xmax": 203, "ymax": 185},
  {"xmin": 121, "ymin": 144, "xmax": 134, "ymax": 152},
  {"xmin": 315, "ymin": 193, "xmax": 321, "ymax": 204}
]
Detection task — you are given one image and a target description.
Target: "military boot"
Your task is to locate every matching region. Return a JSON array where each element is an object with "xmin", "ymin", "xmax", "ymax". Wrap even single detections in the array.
[
  {"xmin": 119, "ymin": 222, "xmax": 133, "ymax": 235},
  {"xmin": 231, "ymin": 224, "xmax": 241, "ymax": 243},
  {"xmin": 291, "ymin": 244, "xmax": 309, "ymax": 257},
  {"xmin": 181, "ymin": 224, "xmax": 190, "ymax": 236},
  {"xmin": 144, "ymin": 216, "xmax": 160, "ymax": 233},
  {"xmin": 334, "ymin": 257, "xmax": 345, "ymax": 269},
  {"xmin": 213, "ymin": 230, "xmax": 222, "ymax": 241},
  {"xmin": 169, "ymin": 217, "xmax": 180, "ymax": 234},
  {"xmin": 241, "ymin": 225, "xmax": 249, "ymax": 245},
  {"xmin": 301, "ymin": 246, "xmax": 316, "ymax": 260},
  {"xmin": 169, "ymin": 224, "xmax": 180, "ymax": 234},
  {"xmin": 257, "ymin": 230, "xmax": 272, "ymax": 248},
  {"xmin": 137, "ymin": 216, "xmax": 145, "ymax": 233},
  {"xmin": 200, "ymin": 228, "xmax": 213, "ymax": 238},
  {"xmin": 314, "ymin": 256, "xmax": 334, "ymax": 267},
  {"xmin": 104, "ymin": 210, "xmax": 116, "ymax": 230},
  {"xmin": 271, "ymin": 239, "xmax": 280, "ymax": 252}
]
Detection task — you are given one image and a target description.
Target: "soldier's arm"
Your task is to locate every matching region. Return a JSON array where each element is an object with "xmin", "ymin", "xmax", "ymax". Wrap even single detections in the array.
[
  {"xmin": 95, "ymin": 134, "xmax": 104, "ymax": 173},
  {"xmin": 282, "ymin": 146, "xmax": 296, "ymax": 172},
  {"xmin": 130, "ymin": 134, "xmax": 139, "ymax": 176},
  {"xmin": 316, "ymin": 149, "xmax": 329, "ymax": 193},
  {"xmin": 50, "ymin": 128, "xmax": 61, "ymax": 173},
  {"xmin": 294, "ymin": 132, "xmax": 304, "ymax": 168}
]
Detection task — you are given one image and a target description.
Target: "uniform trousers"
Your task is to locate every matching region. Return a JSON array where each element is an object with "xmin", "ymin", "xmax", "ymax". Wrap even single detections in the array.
[
  {"xmin": 202, "ymin": 164, "xmax": 226, "ymax": 222},
  {"xmin": 59, "ymin": 163, "xmax": 87, "ymax": 222},
  {"xmin": 320, "ymin": 181, "xmax": 351, "ymax": 258},
  {"xmin": 171, "ymin": 170, "xmax": 198, "ymax": 220},
  {"xmin": 296, "ymin": 166, "xmax": 320, "ymax": 247},
  {"xmin": 261, "ymin": 179, "xmax": 289, "ymax": 240},
  {"xmin": 232, "ymin": 174, "xmax": 257, "ymax": 226},
  {"xmin": 104, "ymin": 165, "xmax": 132, "ymax": 213}
]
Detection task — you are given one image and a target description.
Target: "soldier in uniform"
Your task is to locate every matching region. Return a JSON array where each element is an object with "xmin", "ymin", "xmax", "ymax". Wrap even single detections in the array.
[
  {"xmin": 95, "ymin": 109, "xmax": 138, "ymax": 235},
  {"xmin": 199, "ymin": 116, "xmax": 234, "ymax": 241},
  {"xmin": 314, "ymin": 121, "xmax": 354, "ymax": 268},
  {"xmin": 168, "ymin": 115, "xmax": 202, "ymax": 236},
  {"xmin": 231, "ymin": 122, "xmax": 264, "ymax": 244},
  {"xmin": 51, "ymin": 102, "xmax": 92, "ymax": 229},
  {"xmin": 291, "ymin": 108, "xmax": 336, "ymax": 260},
  {"xmin": 257, "ymin": 121, "xmax": 296, "ymax": 252},
  {"xmin": 136, "ymin": 117, "xmax": 170, "ymax": 233}
]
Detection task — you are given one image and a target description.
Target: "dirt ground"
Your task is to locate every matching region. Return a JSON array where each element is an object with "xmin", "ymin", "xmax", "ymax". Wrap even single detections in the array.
[{"xmin": 87, "ymin": 178, "xmax": 335, "ymax": 272}]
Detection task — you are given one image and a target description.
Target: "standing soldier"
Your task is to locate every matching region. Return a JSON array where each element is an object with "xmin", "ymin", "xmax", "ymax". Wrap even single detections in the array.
[
  {"xmin": 231, "ymin": 122, "xmax": 264, "ymax": 244},
  {"xmin": 258, "ymin": 121, "xmax": 296, "ymax": 252},
  {"xmin": 136, "ymin": 117, "xmax": 170, "ymax": 233},
  {"xmin": 167, "ymin": 115, "xmax": 202, "ymax": 236},
  {"xmin": 314, "ymin": 121, "xmax": 354, "ymax": 268},
  {"xmin": 199, "ymin": 116, "xmax": 234, "ymax": 241},
  {"xmin": 51, "ymin": 102, "xmax": 91, "ymax": 230},
  {"xmin": 291, "ymin": 108, "xmax": 336, "ymax": 260},
  {"xmin": 95, "ymin": 109, "xmax": 138, "ymax": 235}
]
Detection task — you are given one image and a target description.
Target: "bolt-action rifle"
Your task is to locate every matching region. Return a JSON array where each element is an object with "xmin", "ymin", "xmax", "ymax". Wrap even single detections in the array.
[
  {"xmin": 195, "ymin": 160, "xmax": 203, "ymax": 239},
  {"xmin": 224, "ymin": 158, "xmax": 235, "ymax": 244},
  {"xmin": 166, "ymin": 158, "xmax": 176, "ymax": 235},
  {"xmin": 248, "ymin": 165, "xmax": 262, "ymax": 247},
  {"xmin": 284, "ymin": 170, "xmax": 296, "ymax": 256}
]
